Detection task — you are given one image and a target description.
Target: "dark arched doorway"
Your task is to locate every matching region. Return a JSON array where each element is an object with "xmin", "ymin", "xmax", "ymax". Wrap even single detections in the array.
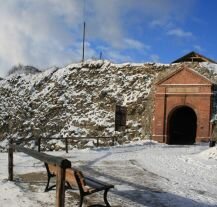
[{"xmin": 168, "ymin": 106, "xmax": 197, "ymax": 145}]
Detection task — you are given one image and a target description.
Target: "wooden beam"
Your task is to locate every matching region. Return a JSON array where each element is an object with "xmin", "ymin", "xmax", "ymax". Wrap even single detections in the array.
[
  {"xmin": 10, "ymin": 145, "xmax": 71, "ymax": 168},
  {"xmin": 56, "ymin": 166, "xmax": 66, "ymax": 207},
  {"xmin": 8, "ymin": 140, "xmax": 13, "ymax": 181},
  {"xmin": 37, "ymin": 137, "xmax": 41, "ymax": 152},
  {"xmin": 65, "ymin": 138, "xmax": 68, "ymax": 153}
]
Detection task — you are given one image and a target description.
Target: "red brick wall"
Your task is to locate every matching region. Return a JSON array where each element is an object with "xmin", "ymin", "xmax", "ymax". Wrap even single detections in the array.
[{"xmin": 152, "ymin": 68, "xmax": 212, "ymax": 143}]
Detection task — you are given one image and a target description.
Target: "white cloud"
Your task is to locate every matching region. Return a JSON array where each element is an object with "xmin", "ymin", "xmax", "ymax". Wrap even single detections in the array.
[
  {"xmin": 167, "ymin": 28, "xmax": 193, "ymax": 38},
  {"xmin": 150, "ymin": 19, "xmax": 175, "ymax": 29},
  {"xmin": 123, "ymin": 38, "xmax": 150, "ymax": 50},
  {"xmin": 150, "ymin": 54, "xmax": 160, "ymax": 62},
  {"xmin": 95, "ymin": 45, "xmax": 132, "ymax": 63},
  {"xmin": 150, "ymin": 20, "xmax": 167, "ymax": 27},
  {"xmin": 193, "ymin": 45, "xmax": 205, "ymax": 52},
  {"xmin": 0, "ymin": 0, "xmax": 84, "ymax": 77},
  {"xmin": 0, "ymin": 0, "xmax": 196, "ymax": 77},
  {"xmin": 106, "ymin": 50, "xmax": 132, "ymax": 63}
]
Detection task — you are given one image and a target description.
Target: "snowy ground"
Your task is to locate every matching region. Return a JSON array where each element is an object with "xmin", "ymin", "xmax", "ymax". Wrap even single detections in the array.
[{"xmin": 0, "ymin": 141, "xmax": 217, "ymax": 207}]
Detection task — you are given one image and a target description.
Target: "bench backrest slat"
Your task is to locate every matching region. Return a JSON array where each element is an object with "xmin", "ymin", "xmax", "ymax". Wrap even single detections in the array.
[
  {"xmin": 47, "ymin": 163, "xmax": 87, "ymax": 193},
  {"xmin": 65, "ymin": 169, "xmax": 77, "ymax": 187},
  {"xmin": 74, "ymin": 170, "xmax": 87, "ymax": 193}
]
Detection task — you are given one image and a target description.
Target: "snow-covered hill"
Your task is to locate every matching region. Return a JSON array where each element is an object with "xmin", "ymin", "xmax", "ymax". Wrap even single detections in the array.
[
  {"xmin": 0, "ymin": 60, "xmax": 217, "ymax": 149},
  {"xmin": 7, "ymin": 64, "xmax": 41, "ymax": 76}
]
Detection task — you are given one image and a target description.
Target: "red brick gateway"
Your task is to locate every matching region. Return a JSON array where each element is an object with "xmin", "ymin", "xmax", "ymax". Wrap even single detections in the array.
[{"xmin": 152, "ymin": 66, "xmax": 213, "ymax": 144}]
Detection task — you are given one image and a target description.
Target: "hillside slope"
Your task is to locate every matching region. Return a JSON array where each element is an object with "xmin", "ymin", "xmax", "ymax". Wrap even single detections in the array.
[{"xmin": 0, "ymin": 60, "xmax": 216, "ymax": 148}]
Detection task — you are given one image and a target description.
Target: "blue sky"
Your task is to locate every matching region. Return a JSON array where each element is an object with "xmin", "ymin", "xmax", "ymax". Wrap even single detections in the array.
[{"xmin": 0, "ymin": 0, "xmax": 217, "ymax": 77}]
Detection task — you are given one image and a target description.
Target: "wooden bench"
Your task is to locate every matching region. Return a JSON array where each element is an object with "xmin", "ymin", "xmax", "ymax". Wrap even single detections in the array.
[{"xmin": 44, "ymin": 163, "xmax": 114, "ymax": 207}]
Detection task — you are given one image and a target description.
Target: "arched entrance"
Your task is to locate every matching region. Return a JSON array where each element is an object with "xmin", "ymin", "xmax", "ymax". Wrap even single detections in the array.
[
  {"xmin": 167, "ymin": 106, "xmax": 197, "ymax": 145},
  {"xmin": 152, "ymin": 66, "xmax": 212, "ymax": 143}
]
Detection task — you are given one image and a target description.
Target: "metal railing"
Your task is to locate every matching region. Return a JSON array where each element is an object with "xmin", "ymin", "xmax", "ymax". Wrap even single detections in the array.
[{"xmin": 14, "ymin": 136, "xmax": 117, "ymax": 153}]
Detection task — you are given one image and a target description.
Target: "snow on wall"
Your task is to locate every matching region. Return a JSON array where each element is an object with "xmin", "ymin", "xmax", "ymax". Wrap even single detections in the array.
[{"xmin": 0, "ymin": 60, "xmax": 216, "ymax": 149}]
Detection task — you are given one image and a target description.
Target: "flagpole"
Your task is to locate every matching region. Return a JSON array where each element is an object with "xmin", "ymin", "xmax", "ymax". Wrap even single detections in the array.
[{"xmin": 82, "ymin": 21, "xmax": 86, "ymax": 63}]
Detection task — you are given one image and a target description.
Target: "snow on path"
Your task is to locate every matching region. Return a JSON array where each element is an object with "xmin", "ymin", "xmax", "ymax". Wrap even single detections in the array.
[{"xmin": 0, "ymin": 142, "xmax": 217, "ymax": 206}]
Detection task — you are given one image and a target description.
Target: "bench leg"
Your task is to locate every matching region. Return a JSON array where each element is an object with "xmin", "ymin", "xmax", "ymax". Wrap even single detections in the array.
[
  {"xmin": 44, "ymin": 163, "xmax": 56, "ymax": 192},
  {"xmin": 45, "ymin": 175, "xmax": 56, "ymax": 192},
  {"xmin": 45, "ymin": 175, "xmax": 51, "ymax": 192},
  {"xmin": 104, "ymin": 189, "xmax": 111, "ymax": 207},
  {"xmin": 79, "ymin": 195, "xmax": 84, "ymax": 207},
  {"xmin": 66, "ymin": 181, "xmax": 72, "ymax": 190}
]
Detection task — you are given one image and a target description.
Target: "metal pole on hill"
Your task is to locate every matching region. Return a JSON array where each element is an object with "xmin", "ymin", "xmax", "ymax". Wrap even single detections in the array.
[
  {"xmin": 82, "ymin": 0, "xmax": 86, "ymax": 63},
  {"xmin": 82, "ymin": 21, "xmax": 86, "ymax": 63}
]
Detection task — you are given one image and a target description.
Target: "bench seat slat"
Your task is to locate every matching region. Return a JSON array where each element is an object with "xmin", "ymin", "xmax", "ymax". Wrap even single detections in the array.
[
  {"xmin": 85, "ymin": 176, "xmax": 114, "ymax": 188},
  {"xmin": 85, "ymin": 180, "xmax": 109, "ymax": 191}
]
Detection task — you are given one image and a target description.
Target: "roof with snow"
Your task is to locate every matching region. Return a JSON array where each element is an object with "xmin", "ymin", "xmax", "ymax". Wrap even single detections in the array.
[{"xmin": 172, "ymin": 51, "xmax": 217, "ymax": 64}]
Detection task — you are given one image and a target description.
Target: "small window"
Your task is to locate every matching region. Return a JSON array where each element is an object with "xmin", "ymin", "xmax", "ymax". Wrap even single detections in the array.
[{"xmin": 115, "ymin": 105, "xmax": 127, "ymax": 131}]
